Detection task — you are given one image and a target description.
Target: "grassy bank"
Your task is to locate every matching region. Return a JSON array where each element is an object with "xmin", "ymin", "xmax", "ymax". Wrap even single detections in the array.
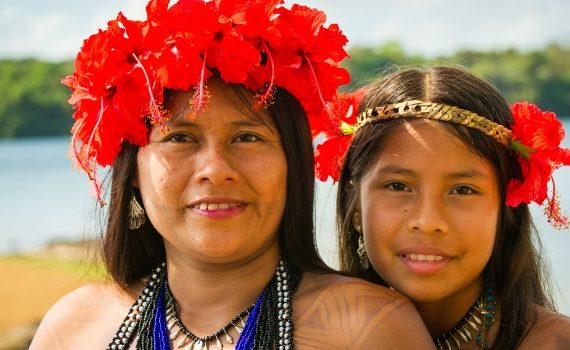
[{"xmin": 0, "ymin": 242, "xmax": 104, "ymax": 349}]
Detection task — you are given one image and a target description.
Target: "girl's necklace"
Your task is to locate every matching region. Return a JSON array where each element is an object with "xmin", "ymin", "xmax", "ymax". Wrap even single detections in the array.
[{"xmin": 433, "ymin": 283, "xmax": 496, "ymax": 350}]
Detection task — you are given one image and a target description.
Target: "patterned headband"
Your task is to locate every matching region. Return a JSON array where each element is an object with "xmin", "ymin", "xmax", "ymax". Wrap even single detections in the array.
[{"xmin": 356, "ymin": 100, "xmax": 512, "ymax": 147}]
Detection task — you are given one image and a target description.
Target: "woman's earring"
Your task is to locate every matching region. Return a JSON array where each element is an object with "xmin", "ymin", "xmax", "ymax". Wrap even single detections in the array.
[
  {"xmin": 357, "ymin": 234, "xmax": 369, "ymax": 270},
  {"xmin": 128, "ymin": 192, "xmax": 146, "ymax": 230}
]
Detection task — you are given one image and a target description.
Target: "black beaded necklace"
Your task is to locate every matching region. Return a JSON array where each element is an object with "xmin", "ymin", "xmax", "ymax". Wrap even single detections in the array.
[{"xmin": 106, "ymin": 256, "xmax": 301, "ymax": 350}]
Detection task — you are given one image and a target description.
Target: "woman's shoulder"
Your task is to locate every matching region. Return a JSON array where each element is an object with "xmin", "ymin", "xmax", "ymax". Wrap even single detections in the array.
[
  {"xmin": 519, "ymin": 305, "xmax": 570, "ymax": 349},
  {"xmin": 293, "ymin": 272, "xmax": 434, "ymax": 349},
  {"xmin": 29, "ymin": 281, "xmax": 141, "ymax": 350},
  {"xmin": 296, "ymin": 272, "xmax": 407, "ymax": 306}
]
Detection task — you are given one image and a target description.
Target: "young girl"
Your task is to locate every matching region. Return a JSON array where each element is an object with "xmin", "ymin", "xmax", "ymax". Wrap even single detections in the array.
[{"xmin": 314, "ymin": 66, "xmax": 570, "ymax": 349}]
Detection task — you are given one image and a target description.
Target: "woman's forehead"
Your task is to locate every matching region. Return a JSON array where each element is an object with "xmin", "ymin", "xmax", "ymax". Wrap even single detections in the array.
[{"xmin": 163, "ymin": 83, "xmax": 274, "ymax": 127}]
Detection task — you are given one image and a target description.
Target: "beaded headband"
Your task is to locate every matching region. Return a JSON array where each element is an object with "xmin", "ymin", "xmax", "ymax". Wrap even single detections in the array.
[
  {"xmin": 314, "ymin": 94, "xmax": 570, "ymax": 229},
  {"xmin": 63, "ymin": 0, "xmax": 351, "ymax": 205}
]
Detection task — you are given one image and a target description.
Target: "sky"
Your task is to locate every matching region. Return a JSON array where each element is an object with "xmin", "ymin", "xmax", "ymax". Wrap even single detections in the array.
[{"xmin": 0, "ymin": 0, "xmax": 568, "ymax": 61}]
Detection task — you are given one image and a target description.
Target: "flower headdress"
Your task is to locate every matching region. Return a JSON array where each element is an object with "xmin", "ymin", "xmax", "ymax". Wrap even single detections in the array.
[
  {"xmin": 315, "ymin": 96, "xmax": 570, "ymax": 229},
  {"xmin": 63, "ymin": 0, "xmax": 350, "ymax": 205}
]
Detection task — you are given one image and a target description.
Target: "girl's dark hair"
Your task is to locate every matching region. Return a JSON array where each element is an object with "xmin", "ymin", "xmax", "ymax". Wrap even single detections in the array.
[
  {"xmin": 103, "ymin": 82, "xmax": 331, "ymax": 287},
  {"xmin": 337, "ymin": 66, "xmax": 555, "ymax": 348}
]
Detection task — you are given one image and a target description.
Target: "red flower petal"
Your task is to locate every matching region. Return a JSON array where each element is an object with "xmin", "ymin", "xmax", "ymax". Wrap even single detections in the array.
[{"xmin": 315, "ymin": 135, "xmax": 352, "ymax": 182}]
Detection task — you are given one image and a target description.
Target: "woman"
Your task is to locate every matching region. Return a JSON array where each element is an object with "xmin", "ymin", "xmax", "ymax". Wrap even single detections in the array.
[
  {"xmin": 30, "ymin": 2, "xmax": 433, "ymax": 349},
  {"xmin": 316, "ymin": 66, "xmax": 570, "ymax": 349}
]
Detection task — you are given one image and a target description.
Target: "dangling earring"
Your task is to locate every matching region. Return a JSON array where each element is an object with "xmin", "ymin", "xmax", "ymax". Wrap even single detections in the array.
[
  {"xmin": 357, "ymin": 234, "xmax": 369, "ymax": 269},
  {"xmin": 128, "ymin": 191, "xmax": 146, "ymax": 230},
  {"xmin": 353, "ymin": 212, "xmax": 369, "ymax": 269}
]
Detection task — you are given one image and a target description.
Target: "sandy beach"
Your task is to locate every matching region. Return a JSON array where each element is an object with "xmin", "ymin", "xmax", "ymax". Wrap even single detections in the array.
[{"xmin": 0, "ymin": 242, "xmax": 103, "ymax": 350}]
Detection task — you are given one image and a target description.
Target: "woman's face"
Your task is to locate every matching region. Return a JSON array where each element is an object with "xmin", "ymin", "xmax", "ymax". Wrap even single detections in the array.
[
  {"xmin": 135, "ymin": 79, "xmax": 287, "ymax": 264},
  {"xmin": 357, "ymin": 120, "xmax": 500, "ymax": 304}
]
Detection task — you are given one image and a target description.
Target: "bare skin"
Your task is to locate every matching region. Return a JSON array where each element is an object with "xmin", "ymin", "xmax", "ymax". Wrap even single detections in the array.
[
  {"xmin": 519, "ymin": 305, "xmax": 570, "ymax": 350},
  {"xmin": 29, "ymin": 270, "xmax": 433, "ymax": 349}
]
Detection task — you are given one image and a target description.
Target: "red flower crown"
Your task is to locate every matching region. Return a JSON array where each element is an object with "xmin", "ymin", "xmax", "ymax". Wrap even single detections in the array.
[
  {"xmin": 314, "ymin": 94, "xmax": 570, "ymax": 229},
  {"xmin": 63, "ymin": 0, "xmax": 351, "ymax": 205}
]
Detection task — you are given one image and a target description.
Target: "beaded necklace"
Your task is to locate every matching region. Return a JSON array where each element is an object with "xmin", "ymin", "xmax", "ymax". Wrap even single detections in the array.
[
  {"xmin": 433, "ymin": 283, "xmax": 496, "ymax": 350},
  {"xmin": 106, "ymin": 257, "xmax": 300, "ymax": 350}
]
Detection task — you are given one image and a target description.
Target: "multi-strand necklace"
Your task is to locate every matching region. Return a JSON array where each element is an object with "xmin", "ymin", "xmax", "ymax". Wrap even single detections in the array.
[
  {"xmin": 433, "ymin": 283, "xmax": 496, "ymax": 350},
  {"xmin": 106, "ymin": 257, "xmax": 300, "ymax": 350}
]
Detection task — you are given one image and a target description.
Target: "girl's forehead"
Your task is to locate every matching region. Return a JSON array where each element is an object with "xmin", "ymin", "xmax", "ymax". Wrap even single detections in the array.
[
  {"xmin": 383, "ymin": 119, "xmax": 467, "ymax": 150},
  {"xmin": 373, "ymin": 120, "xmax": 493, "ymax": 174}
]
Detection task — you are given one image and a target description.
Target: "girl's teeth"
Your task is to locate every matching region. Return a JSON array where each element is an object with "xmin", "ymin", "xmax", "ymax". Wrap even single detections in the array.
[{"xmin": 408, "ymin": 254, "xmax": 444, "ymax": 262}]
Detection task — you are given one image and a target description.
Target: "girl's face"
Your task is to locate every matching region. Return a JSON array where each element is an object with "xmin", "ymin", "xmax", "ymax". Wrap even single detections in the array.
[
  {"xmin": 357, "ymin": 120, "xmax": 500, "ymax": 304},
  {"xmin": 135, "ymin": 79, "xmax": 287, "ymax": 265}
]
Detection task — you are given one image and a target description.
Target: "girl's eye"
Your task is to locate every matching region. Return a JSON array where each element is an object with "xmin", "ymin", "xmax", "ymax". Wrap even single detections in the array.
[
  {"xmin": 386, "ymin": 182, "xmax": 409, "ymax": 191},
  {"xmin": 451, "ymin": 185, "xmax": 476, "ymax": 195},
  {"xmin": 235, "ymin": 133, "xmax": 260, "ymax": 143}
]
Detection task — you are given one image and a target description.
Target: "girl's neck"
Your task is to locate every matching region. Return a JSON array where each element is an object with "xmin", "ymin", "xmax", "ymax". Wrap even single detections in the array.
[
  {"xmin": 164, "ymin": 242, "xmax": 280, "ymax": 336},
  {"xmin": 414, "ymin": 278, "xmax": 483, "ymax": 337}
]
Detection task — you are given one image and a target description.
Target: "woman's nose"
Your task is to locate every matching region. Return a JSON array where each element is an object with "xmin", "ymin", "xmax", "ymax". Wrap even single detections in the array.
[{"xmin": 191, "ymin": 143, "xmax": 239, "ymax": 185}]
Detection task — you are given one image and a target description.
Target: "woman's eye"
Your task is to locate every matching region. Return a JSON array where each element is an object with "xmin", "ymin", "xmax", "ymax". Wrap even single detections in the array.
[
  {"xmin": 167, "ymin": 134, "xmax": 194, "ymax": 143},
  {"xmin": 235, "ymin": 133, "xmax": 260, "ymax": 143},
  {"xmin": 386, "ymin": 182, "xmax": 408, "ymax": 191},
  {"xmin": 451, "ymin": 185, "xmax": 476, "ymax": 195}
]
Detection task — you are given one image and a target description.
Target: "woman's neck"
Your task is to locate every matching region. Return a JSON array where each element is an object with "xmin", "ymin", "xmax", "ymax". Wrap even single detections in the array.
[
  {"xmin": 414, "ymin": 278, "xmax": 483, "ymax": 337},
  {"xmin": 164, "ymin": 242, "xmax": 280, "ymax": 336}
]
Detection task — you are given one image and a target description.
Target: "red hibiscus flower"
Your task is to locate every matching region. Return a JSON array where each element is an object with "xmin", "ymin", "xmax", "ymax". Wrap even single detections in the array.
[
  {"xmin": 272, "ymin": 5, "xmax": 350, "ymax": 115},
  {"xmin": 506, "ymin": 102, "xmax": 570, "ymax": 229},
  {"xmin": 314, "ymin": 90, "xmax": 365, "ymax": 182}
]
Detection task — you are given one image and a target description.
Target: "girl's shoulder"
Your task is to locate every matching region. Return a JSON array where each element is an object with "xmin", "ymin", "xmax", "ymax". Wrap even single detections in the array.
[
  {"xmin": 293, "ymin": 272, "xmax": 435, "ymax": 349},
  {"xmin": 519, "ymin": 305, "xmax": 570, "ymax": 349},
  {"xmin": 29, "ymin": 281, "xmax": 142, "ymax": 350}
]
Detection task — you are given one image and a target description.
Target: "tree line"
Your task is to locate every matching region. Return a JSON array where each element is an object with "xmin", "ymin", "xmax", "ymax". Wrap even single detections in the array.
[{"xmin": 1, "ymin": 43, "xmax": 568, "ymax": 138}]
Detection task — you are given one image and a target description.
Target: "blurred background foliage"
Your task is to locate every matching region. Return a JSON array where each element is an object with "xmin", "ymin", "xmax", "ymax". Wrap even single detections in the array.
[{"xmin": 1, "ymin": 43, "xmax": 568, "ymax": 138}]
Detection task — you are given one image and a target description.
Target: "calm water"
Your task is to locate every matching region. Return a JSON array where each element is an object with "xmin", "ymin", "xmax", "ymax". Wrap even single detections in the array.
[{"xmin": 1, "ymin": 128, "xmax": 569, "ymax": 315}]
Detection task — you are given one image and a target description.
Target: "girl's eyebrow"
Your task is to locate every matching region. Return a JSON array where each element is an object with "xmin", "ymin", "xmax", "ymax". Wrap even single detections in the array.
[
  {"xmin": 376, "ymin": 165, "xmax": 416, "ymax": 176},
  {"xmin": 376, "ymin": 165, "xmax": 491, "ymax": 179},
  {"xmin": 443, "ymin": 169, "xmax": 491, "ymax": 180}
]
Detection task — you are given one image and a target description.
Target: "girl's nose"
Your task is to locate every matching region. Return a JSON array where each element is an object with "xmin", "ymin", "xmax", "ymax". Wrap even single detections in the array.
[{"xmin": 406, "ymin": 193, "xmax": 449, "ymax": 235}]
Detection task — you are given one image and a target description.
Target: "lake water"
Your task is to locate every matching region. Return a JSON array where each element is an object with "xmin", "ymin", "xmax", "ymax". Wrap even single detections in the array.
[{"xmin": 1, "ymin": 127, "xmax": 569, "ymax": 315}]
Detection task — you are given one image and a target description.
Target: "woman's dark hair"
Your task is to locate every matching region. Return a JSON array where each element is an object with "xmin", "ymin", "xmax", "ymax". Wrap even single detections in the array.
[
  {"xmin": 102, "ymin": 81, "xmax": 331, "ymax": 287},
  {"xmin": 337, "ymin": 66, "xmax": 555, "ymax": 348}
]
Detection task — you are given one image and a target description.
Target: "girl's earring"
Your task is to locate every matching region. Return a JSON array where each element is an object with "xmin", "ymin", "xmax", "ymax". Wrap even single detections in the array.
[
  {"xmin": 357, "ymin": 234, "xmax": 369, "ymax": 270},
  {"xmin": 128, "ymin": 191, "xmax": 146, "ymax": 230},
  {"xmin": 353, "ymin": 212, "xmax": 368, "ymax": 269}
]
